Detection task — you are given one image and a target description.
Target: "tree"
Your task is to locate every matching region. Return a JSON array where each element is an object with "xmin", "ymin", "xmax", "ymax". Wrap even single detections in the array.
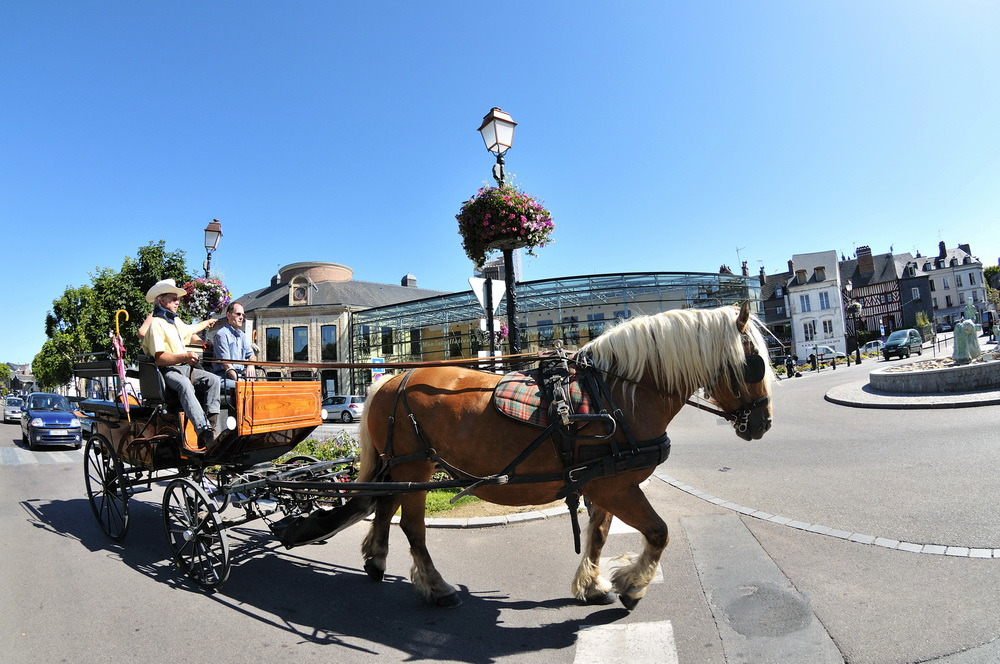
[
  {"xmin": 0, "ymin": 363, "xmax": 11, "ymax": 394},
  {"xmin": 33, "ymin": 241, "xmax": 191, "ymax": 387}
]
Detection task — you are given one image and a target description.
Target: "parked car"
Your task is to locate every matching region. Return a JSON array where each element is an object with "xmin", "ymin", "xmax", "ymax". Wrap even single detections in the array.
[
  {"xmin": 322, "ymin": 395, "xmax": 365, "ymax": 423},
  {"xmin": 3, "ymin": 396, "xmax": 24, "ymax": 423},
  {"xmin": 862, "ymin": 340, "xmax": 884, "ymax": 354},
  {"xmin": 20, "ymin": 392, "xmax": 83, "ymax": 450},
  {"xmin": 882, "ymin": 328, "xmax": 924, "ymax": 360},
  {"xmin": 808, "ymin": 345, "xmax": 846, "ymax": 361},
  {"xmin": 936, "ymin": 323, "xmax": 953, "ymax": 333}
]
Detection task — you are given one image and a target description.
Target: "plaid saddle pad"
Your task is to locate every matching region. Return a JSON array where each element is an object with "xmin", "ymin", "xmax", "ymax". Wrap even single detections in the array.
[{"xmin": 493, "ymin": 369, "xmax": 595, "ymax": 429}]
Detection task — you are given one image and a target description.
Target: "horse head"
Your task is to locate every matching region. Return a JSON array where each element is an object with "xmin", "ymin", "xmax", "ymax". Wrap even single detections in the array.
[{"xmin": 705, "ymin": 302, "xmax": 773, "ymax": 441}]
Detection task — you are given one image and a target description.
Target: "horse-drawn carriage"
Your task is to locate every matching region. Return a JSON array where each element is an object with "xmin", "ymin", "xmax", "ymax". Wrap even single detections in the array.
[
  {"xmin": 74, "ymin": 353, "xmax": 359, "ymax": 589},
  {"xmin": 76, "ymin": 303, "xmax": 774, "ymax": 610}
]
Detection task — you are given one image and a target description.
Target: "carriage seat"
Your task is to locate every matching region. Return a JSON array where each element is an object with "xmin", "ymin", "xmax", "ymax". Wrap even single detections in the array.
[{"xmin": 137, "ymin": 355, "xmax": 182, "ymax": 410}]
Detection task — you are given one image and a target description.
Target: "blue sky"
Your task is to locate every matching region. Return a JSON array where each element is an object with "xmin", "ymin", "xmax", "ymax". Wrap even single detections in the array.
[{"xmin": 3, "ymin": 2, "xmax": 1000, "ymax": 364}]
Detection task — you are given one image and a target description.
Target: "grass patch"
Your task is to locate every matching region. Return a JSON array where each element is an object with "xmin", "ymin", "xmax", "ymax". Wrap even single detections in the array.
[{"xmin": 426, "ymin": 488, "xmax": 480, "ymax": 514}]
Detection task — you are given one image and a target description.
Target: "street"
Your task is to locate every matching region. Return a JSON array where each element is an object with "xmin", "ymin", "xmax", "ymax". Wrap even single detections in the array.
[{"xmin": 3, "ymin": 354, "xmax": 1000, "ymax": 664}]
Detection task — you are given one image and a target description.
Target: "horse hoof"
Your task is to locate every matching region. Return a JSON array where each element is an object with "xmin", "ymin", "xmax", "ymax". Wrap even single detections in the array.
[
  {"xmin": 586, "ymin": 591, "xmax": 617, "ymax": 606},
  {"xmin": 364, "ymin": 560, "xmax": 384, "ymax": 582},
  {"xmin": 619, "ymin": 594, "xmax": 641, "ymax": 611},
  {"xmin": 435, "ymin": 592, "xmax": 463, "ymax": 608}
]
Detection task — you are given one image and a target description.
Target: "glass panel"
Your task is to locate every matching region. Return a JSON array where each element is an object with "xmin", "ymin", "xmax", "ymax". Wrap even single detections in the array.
[
  {"xmin": 321, "ymin": 325, "xmax": 337, "ymax": 362},
  {"xmin": 265, "ymin": 328, "xmax": 281, "ymax": 362},
  {"xmin": 293, "ymin": 326, "xmax": 308, "ymax": 361}
]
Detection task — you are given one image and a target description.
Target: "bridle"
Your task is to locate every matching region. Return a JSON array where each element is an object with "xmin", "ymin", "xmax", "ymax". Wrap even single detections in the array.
[{"xmin": 691, "ymin": 332, "xmax": 770, "ymax": 434}]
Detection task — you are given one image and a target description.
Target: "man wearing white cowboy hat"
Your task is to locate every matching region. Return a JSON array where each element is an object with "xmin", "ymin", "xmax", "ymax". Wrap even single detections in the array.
[{"xmin": 140, "ymin": 278, "xmax": 220, "ymax": 454}]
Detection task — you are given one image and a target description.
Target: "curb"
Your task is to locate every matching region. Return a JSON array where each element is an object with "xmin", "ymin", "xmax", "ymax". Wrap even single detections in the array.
[{"xmin": 824, "ymin": 379, "xmax": 1000, "ymax": 410}]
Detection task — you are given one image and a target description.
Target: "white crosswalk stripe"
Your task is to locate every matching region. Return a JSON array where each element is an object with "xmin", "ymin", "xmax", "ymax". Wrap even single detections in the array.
[
  {"xmin": 574, "ymin": 621, "xmax": 678, "ymax": 664},
  {"xmin": 0, "ymin": 446, "xmax": 83, "ymax": 466}
]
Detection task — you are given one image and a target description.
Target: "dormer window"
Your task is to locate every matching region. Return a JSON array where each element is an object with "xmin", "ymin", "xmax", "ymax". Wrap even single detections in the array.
[
  {"xmin": 288, "ymin": 276, "xmax": 312, "ymax": 306},
  {"xmin": 796, "ymin": 269, "xmax": 807, "ymax": 285},
  {"xmin": 775, "ymin": 286, "xmax": 783, "ymax": 297},
  {"xmin": 814, "ymin": 266, "xmax": 826, "ymax": 281}
]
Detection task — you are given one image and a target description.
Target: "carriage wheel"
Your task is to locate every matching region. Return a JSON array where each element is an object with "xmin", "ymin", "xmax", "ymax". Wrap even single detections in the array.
[
  {"xmin": 193, "ymin": 468, "xmax": 230, "ymax": 512},
  {"xmin": 83, "ymin": 436, "xmax": 130, "ymax": 541},
  {"xmin": 162, "ymin": 478, "xmax": 230, "ymax": 591},
  {"xmin": 282, "ymin": 455, "xmax": 321, "ymax": 512}
]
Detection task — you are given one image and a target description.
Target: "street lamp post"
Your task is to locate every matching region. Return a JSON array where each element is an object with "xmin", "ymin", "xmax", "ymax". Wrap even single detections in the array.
[
  {"xmin": 478, "ymin": 107, "xmax": 521, "ymax": 355},
  {"xmin": 846, "ymin": 280, "xmax": 862, "ymax": 365},
  {"xmin": 203, "ymin": 218, "xmax": 223, "ymax": 278}
]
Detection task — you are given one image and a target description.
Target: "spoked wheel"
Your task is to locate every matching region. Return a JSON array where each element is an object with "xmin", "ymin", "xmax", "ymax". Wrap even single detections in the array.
[
  {"xmin": 162, "ymin": 478, "xmax": 230, "ymax": 591},
  {"xmin": 193, "ymin": 467, "xmax": 230, "ymax": 512},
  {"xmin": 282, "ymin": 455, "xmax": 320, "ymax": 513},
  {"xmin": 83, "ymin": 436, "xmax": 130, "ymax": 541}
]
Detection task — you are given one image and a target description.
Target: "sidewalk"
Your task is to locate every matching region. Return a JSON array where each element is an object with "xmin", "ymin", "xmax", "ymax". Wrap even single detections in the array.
[{"xmin": 824, "ymin": 334, "xmax": 1000, "ymax": 409}]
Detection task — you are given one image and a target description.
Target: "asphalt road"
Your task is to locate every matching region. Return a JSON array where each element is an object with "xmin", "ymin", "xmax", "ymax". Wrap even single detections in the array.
[{"xmin": 3, "ymin": 354, "xmax": 1000, "ymax": 664}]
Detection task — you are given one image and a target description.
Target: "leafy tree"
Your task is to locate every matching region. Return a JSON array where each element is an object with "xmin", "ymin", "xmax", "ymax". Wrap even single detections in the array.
[
  {"xmin": 33, "ymin": 242, "xmax": 191, "ymax": 387},
  {"xmin": 0, "ymin": 363, "xmax": 11, "ymax": 393}
]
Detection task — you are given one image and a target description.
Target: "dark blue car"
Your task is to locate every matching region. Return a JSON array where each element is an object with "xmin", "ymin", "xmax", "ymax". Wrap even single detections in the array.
[{"xmin": 20, "ymin": 392, "xmax": 83, "ymax": 450}]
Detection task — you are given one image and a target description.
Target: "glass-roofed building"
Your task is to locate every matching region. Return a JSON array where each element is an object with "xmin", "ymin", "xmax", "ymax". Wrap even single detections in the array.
[
  {"xmin": 348, "ymin": 271, "xmax": 762, "ymax": 393},
  {"xmin": 231, "ymin": 261, "xmax": 762, "ymax": 396}
]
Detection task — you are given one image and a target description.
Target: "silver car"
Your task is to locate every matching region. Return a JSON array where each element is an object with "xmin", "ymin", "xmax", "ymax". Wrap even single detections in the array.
[
  {"xmin": 3, "ymin": 396, "xmax": 24, "ymax": 423},
  {"xmin": 322, "ymin": 395, "xmax": 365, "ymax": 423}
]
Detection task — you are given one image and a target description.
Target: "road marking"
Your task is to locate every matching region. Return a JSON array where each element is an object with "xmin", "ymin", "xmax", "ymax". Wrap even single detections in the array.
[
  {"xmin": 574, "ymin": 621, "xmax": 677, "ymax": 664},
  {"xmin": 0, "ymin": 447, "xmax": 82, "ymax": 466},
  {"xmin": 609, "ymin": 517, "xmax": 638, "ymax": 535}
]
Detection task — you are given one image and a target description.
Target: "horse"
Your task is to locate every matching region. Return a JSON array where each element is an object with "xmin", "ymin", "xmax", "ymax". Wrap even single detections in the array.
[{"xmin": 355, "ymin": 301, "xmax": 773, "ymax": 609}]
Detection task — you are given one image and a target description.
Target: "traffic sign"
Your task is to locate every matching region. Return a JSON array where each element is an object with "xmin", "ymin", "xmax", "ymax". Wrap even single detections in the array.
[{"xmin": 469, "ymin": 277, "xmax": 505, "ymax": 315}]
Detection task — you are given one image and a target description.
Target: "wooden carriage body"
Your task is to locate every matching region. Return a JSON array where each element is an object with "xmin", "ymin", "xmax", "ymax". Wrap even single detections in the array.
[{"xmin": 75, "ymin": 357, "xmax": 323, "ymax": 471}]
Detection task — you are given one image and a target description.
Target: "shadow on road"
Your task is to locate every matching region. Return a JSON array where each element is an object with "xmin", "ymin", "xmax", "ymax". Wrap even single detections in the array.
[{"xmin": 22, "ymin": 496, "xmax": 632, "ymax": 662}]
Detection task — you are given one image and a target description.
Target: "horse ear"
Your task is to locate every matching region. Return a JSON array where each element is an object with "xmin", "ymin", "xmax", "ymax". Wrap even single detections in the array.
[{"xmin": 736, "ymin": 300, "xmax": 750, "ymax": 333}]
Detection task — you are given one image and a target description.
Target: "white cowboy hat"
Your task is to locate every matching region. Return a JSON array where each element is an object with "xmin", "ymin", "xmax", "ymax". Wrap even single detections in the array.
[{"xmin": 145, "ymin": 278, "xmax": 187, "ymax": 303}]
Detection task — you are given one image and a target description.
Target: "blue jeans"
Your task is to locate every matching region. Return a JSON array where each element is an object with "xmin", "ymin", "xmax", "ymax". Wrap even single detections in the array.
[{"xmin": 162, "ymin": 366, "xmax": 220, "ymax": 433}]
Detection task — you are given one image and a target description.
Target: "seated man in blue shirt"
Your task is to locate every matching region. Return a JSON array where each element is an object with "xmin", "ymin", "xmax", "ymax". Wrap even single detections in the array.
[{"xmin": 212, "ymin": 302, "xmax": 257, "ymax": 389}]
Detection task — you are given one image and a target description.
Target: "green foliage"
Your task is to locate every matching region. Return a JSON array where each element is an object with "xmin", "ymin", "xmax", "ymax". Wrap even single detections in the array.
[
  {"xmin": 279, "ymin": 431, "xmax": 480, "ymax": 514},
  {"xmin": 424, "ymin": 488, "xmax": 480, "ymax": 514},
  {"xmin": 280, "ymin": 430, "xmax": 361, "ymax": 461},
  {"xmin": 32, "ymin": 339, "xmax": 74, "ymax": 390},
  {"xmin": 0, "ymin": 363, "xmax": 10, "ymax": 387},
  {"xmin": 984, "ymin": 265, "xmax": 1000, "ymax": 286},
  {"xmin": 34, "ymin": 241, "xmax": 191, "ymax": 378}
]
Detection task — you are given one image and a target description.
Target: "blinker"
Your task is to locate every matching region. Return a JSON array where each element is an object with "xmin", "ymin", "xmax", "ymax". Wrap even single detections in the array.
[{"xmin": 743, "ymin": 354, "xmax": 766, "ymax": 384}]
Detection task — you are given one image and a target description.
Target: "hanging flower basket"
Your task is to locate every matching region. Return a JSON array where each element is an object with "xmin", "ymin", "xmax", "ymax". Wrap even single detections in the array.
[
  {"xmin": 456, "ymin": 186, "xmax": 554, "ymax": 268},
  {"xmin": 181, "ymin": 277, "xmax": 232, "ymax": 321}
]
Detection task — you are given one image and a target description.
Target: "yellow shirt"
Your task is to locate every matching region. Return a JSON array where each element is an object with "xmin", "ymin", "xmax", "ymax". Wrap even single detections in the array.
[{"xmin": 141, "ymin": 316, "xmax": 196, "ymax": 358}]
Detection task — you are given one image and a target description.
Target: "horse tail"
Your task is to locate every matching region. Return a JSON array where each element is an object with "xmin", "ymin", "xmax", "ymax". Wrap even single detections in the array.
[{"xmin": 357, "ymin": 374, "xmax": 393, "ymax": 483}]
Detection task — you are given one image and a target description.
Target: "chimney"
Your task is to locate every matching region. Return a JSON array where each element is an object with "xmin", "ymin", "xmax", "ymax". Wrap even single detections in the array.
[
  {"xmin": 857, "ymin": 245, "xmax": 874, "ymax": 274},
  {"xmin": 758, "ymin": 265, "xmax": 766, "ymax": 287},
  {"xmin": 958, "ymin": 243, "xmax": 971, "ymax": 256},
  {"xmin": 788, "ymin": 260, "xmax": 794, "ymax": 273},
  {"xmin": 938, "ymin": 241, "xmax": 947, "ymax": 258},
  {"xmin": 401, "ymin": 274, "xmax": 417, "ymax": 288},
  {"xmin": 741, "ymin": 261, "xmax": 749, "ymax": 277}
]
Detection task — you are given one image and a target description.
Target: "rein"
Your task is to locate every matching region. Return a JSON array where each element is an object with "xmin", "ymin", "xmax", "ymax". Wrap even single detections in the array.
[{"xmin": 213, "ymin": 344, "xmax": 767, "ymax": 427}]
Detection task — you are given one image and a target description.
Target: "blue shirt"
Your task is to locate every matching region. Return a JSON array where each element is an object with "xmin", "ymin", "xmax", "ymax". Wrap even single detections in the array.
[{"xmin": 212, "ymin": 323, "xmax": 254, "ymax": 376}]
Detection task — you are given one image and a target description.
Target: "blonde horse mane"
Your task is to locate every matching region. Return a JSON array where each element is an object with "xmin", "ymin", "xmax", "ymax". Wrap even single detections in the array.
[{"xmin": 580, "ymin": 306, "xmax": 771, "ymax": 396}]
